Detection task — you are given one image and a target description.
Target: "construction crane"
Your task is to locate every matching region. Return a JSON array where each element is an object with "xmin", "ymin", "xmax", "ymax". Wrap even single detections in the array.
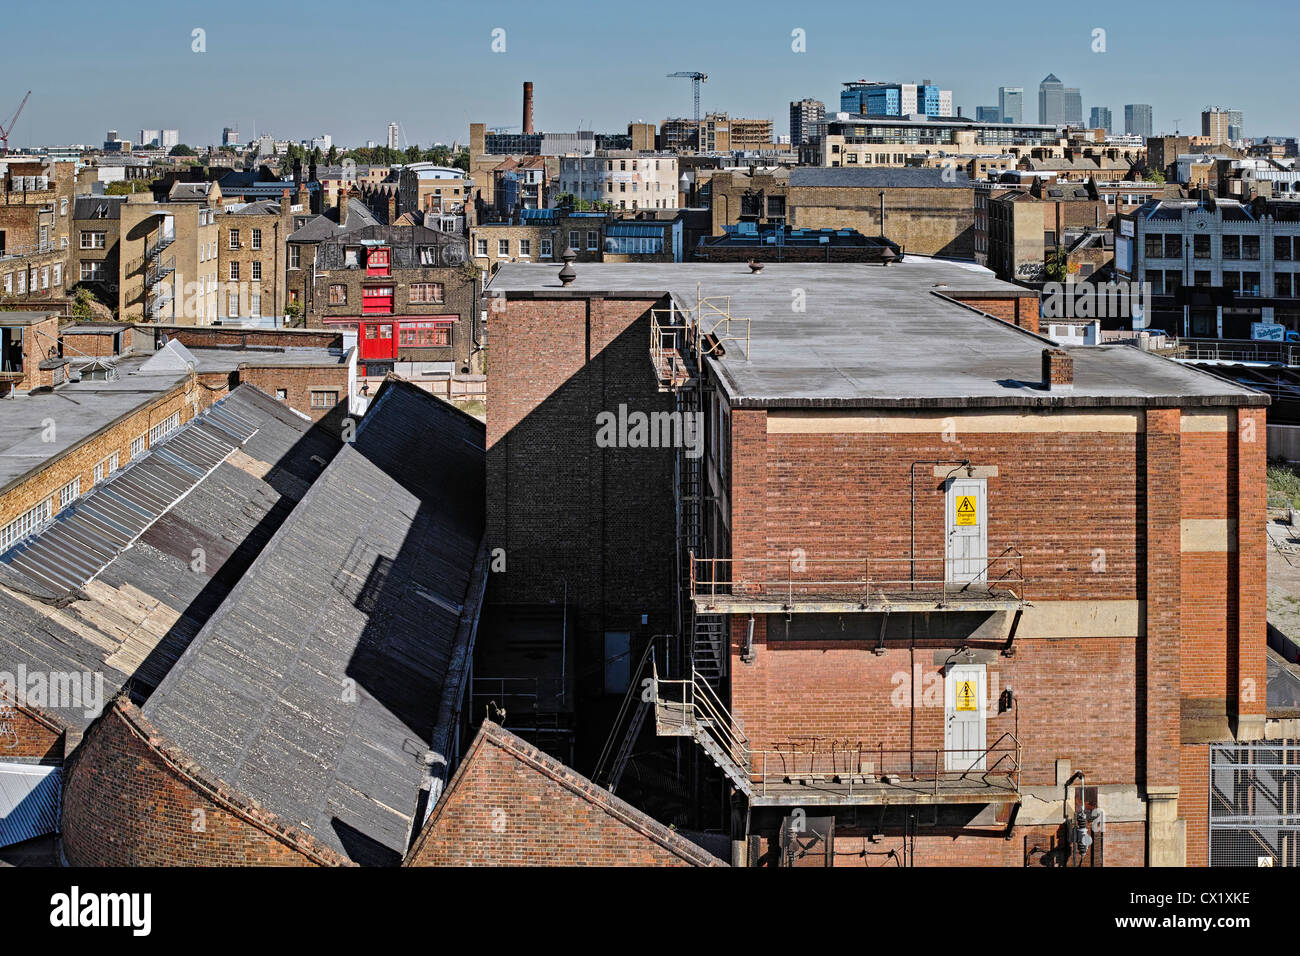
[
  {"xmin": 667, "ymin": 72, "xmax": 707, "ymax": 125},
  {"xmin": 0, "ymin": 91, "xmax": 32, "ymax": 156}
]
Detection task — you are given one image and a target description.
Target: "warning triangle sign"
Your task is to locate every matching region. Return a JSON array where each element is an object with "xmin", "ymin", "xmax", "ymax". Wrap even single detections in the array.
[{"xmin": 955, "ymin": 495, "xmax": 977, "ymax": 526}]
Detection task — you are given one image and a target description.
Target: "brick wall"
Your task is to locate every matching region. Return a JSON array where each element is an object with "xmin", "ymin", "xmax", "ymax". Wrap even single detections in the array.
[
  {"xmin": 0, "ymin": 379, "xmax": 207, "ymax": 531},
  {"xmin": 486, "ymin": 296, "xmax": 675, "ymax": 704},
  {"xmin": 405, "ymin": 723, "xmax": 721, "ymax": 866},
  {"xmin": 235, "ymin": 364, "xmax": 350, "ymax": 423},
  {"xmin": 723, "ymin": 403, "xmax": 1267, "ymax": 864},
  {"xmin": 62, "ymin": 699, "xmax": 348, "ymax": 866},
  {"xmin": 0, "ymin": 704, "xmax": 65, "ymax": 761}
]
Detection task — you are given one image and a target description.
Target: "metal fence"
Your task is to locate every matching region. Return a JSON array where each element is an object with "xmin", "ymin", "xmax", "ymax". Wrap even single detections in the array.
[{"xmin": 1209, "ymin": 741, "xmax": 1300, "ymax": 866}]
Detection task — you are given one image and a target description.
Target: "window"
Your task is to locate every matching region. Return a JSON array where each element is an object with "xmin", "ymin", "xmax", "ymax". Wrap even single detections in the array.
[
  {"xmin": 329, "ymin": 284, "xmax": 347, "ymax": 305},
  {"xmin": 475, "ymin": 238, "xmax": 488, "ymax": 257},
  {"xmin": 15, "ymin": 271, "xmax": 25, "ymax": 294},
  {"xmin": 81, "ymin": 261, "xmax": 104, "ymax": 282},
  {"xmin": 1243, "ymin": 235, "xmax": 1260, "ymax": 260},
  {"xmin": 80, "ymin": 231, "xmax": 106, "ymax": 249},
  {"xmin": 1194, "ymin": 234, "xmax": 1211, "ymax": 258},
  {"xmin": 149, "ymin": 412, "xmax": 180, "ymax": 445},
  {"xmin": 310, "ymin": 390, "xmax": 339, "ymax": 409},
  {"xmin": 40, "ymin": 267, "xmax": 48, "ymax": 290},
  {"xmin": 59, "ymin": 478, "xmax": 81, "ymax": 509},
  {"xmin": 288, "ymin": 245, "xmax": 301, "ymax": 268},
  {"xmin": 275, "ymin": 388, "xmax": 287, "ymax": 400},
  {"xmin": 52, "ymin": 264, "xmax": 61, "ymax": 286},
  {"xmin": 229, "ymin": 262, "xmax": 240, "ymax": 281},
  {"xmin": 540, "ymin": 237, "xmax": 553, "ymax": 258},
  {"xmin": 1276, "ymin": 236, "xmax": 1294, "ymax": 261},
  {"xmin": 228, "ymin": 291, "xmax": 240, "ymax": 316},
  {"xmin": 251, "ymin": 261, "xmax": 261, "ymax": 282},
  {"xmin": 498, "ymin": 239, "xmax": 510, "ymax": 257},
  {"xmin": 409, "ymin": 282, "xmax": 444, "ymax": 304},
  {"xmin": 229, "ymin": 229, "xmax": 240, "ymax": 250},
  {"xmin": 251, "ymin": 228, "xmax": 261, "ymax": 250},
  {"xmin": 249, "ymin": 293, "xmax": 261, "ymax": 315},
  {"xmin": 60, "ymin": 197, "xmax": 68, "ymax": 216},
  {"xmin": 569, "ymin": 231, "xmax": 580, "ymax": 250},
  {"xmin": 587, "ymin": 231, "xmax": 598, "ymax": 251},
  {"xmin": 398, "ymin": 320, "xmax": 451, "ymax": 346},
  {"xmin": 0, "ymin": 500, "xmax": 52, "ymax": 551},
  {"xmin": 1146, "ymin": 234, "xmax": 1167, "ymax": 258},
  {"xmin": 519, "ymin": 238, "xmax": 531, "ymax": 257}
]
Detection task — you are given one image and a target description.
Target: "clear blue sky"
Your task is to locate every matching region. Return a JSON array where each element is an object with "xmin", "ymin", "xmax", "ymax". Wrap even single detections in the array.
[{"xmin": 2, "ymin": 0, "xmax": 1294, "ymax": 148}]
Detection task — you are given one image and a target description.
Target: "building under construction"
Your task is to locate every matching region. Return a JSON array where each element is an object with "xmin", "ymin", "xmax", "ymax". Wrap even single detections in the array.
[{"xmin": 482, "ymin": 258, "xmax": 1286, "ymax": 866}]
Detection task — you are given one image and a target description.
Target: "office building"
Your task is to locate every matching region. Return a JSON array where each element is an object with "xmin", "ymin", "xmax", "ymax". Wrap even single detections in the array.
[
  {"xmin": 1125, "ymin": 104, "xmax": 1154, "ymax": 140},
  {"xmin": 998, "ymin": 87, "xmax": 1024, "ymax": 124}
]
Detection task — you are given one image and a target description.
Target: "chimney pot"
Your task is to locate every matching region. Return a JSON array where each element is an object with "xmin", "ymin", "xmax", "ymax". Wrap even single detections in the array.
[
  {"xmin": 523, "ymin": 81, "xmax": 535, "ymax": 135},
  {"xmin": 1042, "ymin": 348, "xmax": 1073, "ymax": 391}
]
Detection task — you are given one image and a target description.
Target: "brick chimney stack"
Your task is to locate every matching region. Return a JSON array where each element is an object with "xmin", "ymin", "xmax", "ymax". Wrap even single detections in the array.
[
  {"xmin": 339, "ymin": 187, "xmax": 349, "ymax": 226},
  {"xmin": 523, "ymin": 81, "xmax": 535, "ymax": 135},
  {"xmin": 1042, "ymin": 348, "xmax": 1073, "ymax": 392}
]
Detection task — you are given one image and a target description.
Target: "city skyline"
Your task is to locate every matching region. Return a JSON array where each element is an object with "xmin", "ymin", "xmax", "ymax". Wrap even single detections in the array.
[{"xmin": 1, "ymin": 0, "xmax": 1293, "ymax": 148}]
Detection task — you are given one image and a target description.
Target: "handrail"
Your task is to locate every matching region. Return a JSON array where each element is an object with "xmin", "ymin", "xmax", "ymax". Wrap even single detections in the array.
[{"xmin": 689, "ymin": 549, "xmax": 1027, "ymax": 605}]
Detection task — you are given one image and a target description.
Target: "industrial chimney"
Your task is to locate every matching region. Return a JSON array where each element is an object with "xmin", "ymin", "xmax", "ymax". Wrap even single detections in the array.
[{"xmin": 523, "ymin": 81, "xmax": 535, "ymax": 134}]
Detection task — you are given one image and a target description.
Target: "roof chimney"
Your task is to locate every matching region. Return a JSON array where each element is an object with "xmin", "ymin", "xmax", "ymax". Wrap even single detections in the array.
[
  {"xmin": 339, "ymin": 187, "xmax": 349, "ymax": 226},
  {"xmin": 1042, "ymin": 348, "xmax": 1073, "ymax": 392},
  {"xmin": 523, "ymin": 81, "xmax": 535, "ymax": 135}
]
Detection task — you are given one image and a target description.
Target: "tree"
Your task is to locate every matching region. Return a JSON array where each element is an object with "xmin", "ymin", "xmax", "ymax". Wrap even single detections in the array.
[
  {"xmin": 1143, "ymin": 168, "xmax": 1166, "ymax": 184},
  {"xmin": 1045, "ymin": 247, "xmax": 1070, "ymax": 283},
  {"xmin": 169, "ymin": 144, "xmax": 196, "ymax": 157},
  {"xmin": 453, "ymin": 148, "xmax": 469, "ymax": 172},
  {"xmin": 406, "ymin": 144, "xmax": 422, "ymax": 164},
  {"xmin": 70, "ymin": 287, "xmax": 95, "ymax": 321},
  {"xmin": 326, "ymin": 144, "xmax": 338, "ymax": 165}
]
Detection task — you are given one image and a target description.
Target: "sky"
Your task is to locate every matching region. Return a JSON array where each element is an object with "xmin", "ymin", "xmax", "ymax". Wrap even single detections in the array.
[{"xmin": 2, "ymin": 0, "xmax": 1295, "ymax": 149}]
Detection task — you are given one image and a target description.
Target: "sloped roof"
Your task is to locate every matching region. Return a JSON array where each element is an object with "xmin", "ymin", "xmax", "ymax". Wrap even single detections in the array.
[
  {"xmin": 140, "ymin": 380, "xmax": 487, "ymax": 866},
  {"xmin": 407, "ymin": 721, "xmax": 726, "ymax": 867},
  {"xmin": 287, "ymin": 198, "xmax": 379, "ymax": 242},
  {"xmin": 0, "ymin": 386, "xmax": 339, "ymax": 731}
]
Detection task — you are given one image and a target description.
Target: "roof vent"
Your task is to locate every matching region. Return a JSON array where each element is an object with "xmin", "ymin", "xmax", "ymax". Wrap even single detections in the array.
[{"xmin": 559, "ymin": 261, "xmax": 576, "ymax": 286}]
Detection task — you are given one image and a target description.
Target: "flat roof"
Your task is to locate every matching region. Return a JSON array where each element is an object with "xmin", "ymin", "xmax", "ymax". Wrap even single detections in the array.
[
  {"xmin": 0, "ymin": 345, "xmax": 346, "ymax": 495},
  {"xmin": 0, "ymin": 312, "xmax": 60, "ymax": 327},
  {"xmin": 488, "ymin": 260, "xmax": 1266, "ymax": 409}
]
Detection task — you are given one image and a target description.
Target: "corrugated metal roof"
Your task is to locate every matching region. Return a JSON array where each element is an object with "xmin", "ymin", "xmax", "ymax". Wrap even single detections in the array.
[
  {"xmin": 0, "ymin": 763, "xmax": 61, "ymax": 848},
  {"xmin": 0, "ymin": 396, "xmax": 261, "ymax": 595}
]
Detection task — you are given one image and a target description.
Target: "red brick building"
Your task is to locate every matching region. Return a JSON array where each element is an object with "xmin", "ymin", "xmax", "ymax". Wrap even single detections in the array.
[{"xmin": 485, "ymin": 259, "xmax": 1269, "ymax": 867}]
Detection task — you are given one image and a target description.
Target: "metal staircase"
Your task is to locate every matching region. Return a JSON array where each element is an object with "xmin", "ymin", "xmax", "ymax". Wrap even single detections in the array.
[
  {"xmin": 593, "ymin": 641, "xmax": 657, "ymax": 793},
  {"xmin": 652, "ymin": 664, "xmax": 752, "ymax": 799}
]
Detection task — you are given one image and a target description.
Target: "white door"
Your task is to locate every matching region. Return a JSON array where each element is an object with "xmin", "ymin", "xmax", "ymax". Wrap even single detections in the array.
[
  {"xmin": 945, "ymin": 477, "xmax": 987, "ymax": 584},
  {"xmin": 945, "ymin": 664, "xmax": 987, "ymax": 772}
]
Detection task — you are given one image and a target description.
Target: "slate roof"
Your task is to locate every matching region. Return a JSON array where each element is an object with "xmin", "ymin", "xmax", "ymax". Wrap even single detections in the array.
[
  {"xmin": 790, "ymin": 167, "xmax": 972, "ymax": 189},
  {"xmin": 286, "ymin": 198, "xmax": 379, "ymax": 242},
  {"xmin": 72, "ymin": 196, "xmax": 125, "ymax": 220},
  {"xmin": 0, "ymin": 386, "xmax": 339, "ymax": 731},
  {"xmin": 140, "ymin": 380, "xmax": 487, "ymax": 866}
]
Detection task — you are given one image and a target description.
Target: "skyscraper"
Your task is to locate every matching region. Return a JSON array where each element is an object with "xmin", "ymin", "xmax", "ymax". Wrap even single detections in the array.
[
  {"xmin": 1202, "ymin": 109, "xmax": 1230, "ymax": 143},
  {"xmin": 976, "ymin": 106, "xmax": 1002, "ymax": 123},
  {"xmin": 1038, "ymin": 74, "xmax": 1065, "ymax": 125},
  {"xmin": 1125, "ymin": 104, "xmax": 1153, "ymax": 139},
  {"xmin": 1089, "ymin": 107, "xmax": 1112, "ymax": 133},
  {"xmin": 1222, "ymin": 110, "xmax": 1242, "ymax": 141},
  {"xmin": 1064, "ymin": 88, "xmax": 1083, "ymax": 127},
  {"xmin": 998, "ymin": 87, "xmax": 1023, "ymax": 124},
  {"xmin": 160, "ymin": 129, "xmax": 179, "ymax": 150},
  {"xmin": 789, "ymin": 98, "xmax": 826, "ymax": 147},
  {"xmin": 387, "ymin": 122, "xmax": 400, "ymax": 150}
]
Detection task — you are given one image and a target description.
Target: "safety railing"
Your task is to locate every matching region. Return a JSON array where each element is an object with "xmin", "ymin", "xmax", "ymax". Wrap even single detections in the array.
[
  {"xmin": 750, "ymin": 733, "xmax": 1021, "ymax": 798},
  {"xmin": 651, "ymin": 663, "xmax": 1021, "ymax": 800},
  {"xmin": 690, "ymin": 549, "xmax": 1027, "ymax": 607}
]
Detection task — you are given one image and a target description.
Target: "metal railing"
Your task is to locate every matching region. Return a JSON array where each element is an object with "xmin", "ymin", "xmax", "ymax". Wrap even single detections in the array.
[
  {"xmin": 689, "ymin": 549, "xmax": 1027, "ymax": 606},
  {"xmin": 651, "ymin": 664, "xmax": 1022, "ymax": 798},
  {"xmin": 146, "ymin": 231, "xmax": 176, "ymax": 262},
  {"xmin": 1176, "ymin": 339, "xmax": 1300, "ymax": 366}
]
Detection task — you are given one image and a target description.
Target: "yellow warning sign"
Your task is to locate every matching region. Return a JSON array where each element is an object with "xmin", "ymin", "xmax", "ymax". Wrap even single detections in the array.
[
  {"xmin": 955, "ymin": 680, "xmax": 978, "ymax": 711},
  {"xmin": 955, "ymin": 495, "xmax": 977, "ymax": 526}
]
